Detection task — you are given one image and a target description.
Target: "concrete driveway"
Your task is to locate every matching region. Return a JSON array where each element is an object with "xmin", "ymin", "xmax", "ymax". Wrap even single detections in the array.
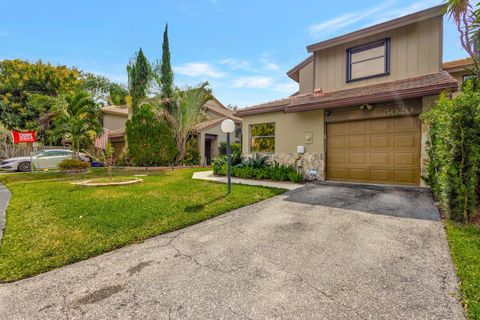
[{"xmin": 0, "ymin": 183, "xmax": 464, "ymax": 319}]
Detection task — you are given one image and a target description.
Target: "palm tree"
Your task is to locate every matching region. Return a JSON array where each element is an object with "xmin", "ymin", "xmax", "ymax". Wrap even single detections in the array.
[
  {"xmin": 147, "ymin": 82, "xmax": 213, "ymax": 165},
  {"xmin": 445, "ymin": 0, "xmax": 480, "ymax": 77},
  {"xmin": 54, "ymin": 91, "xmax": 101, "ymax": 159}
]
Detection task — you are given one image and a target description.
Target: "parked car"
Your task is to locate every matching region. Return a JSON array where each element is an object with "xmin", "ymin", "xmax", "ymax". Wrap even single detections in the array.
[{"xmin": 0, "ymin": 149, "xmax": 90, "ymax": 172}]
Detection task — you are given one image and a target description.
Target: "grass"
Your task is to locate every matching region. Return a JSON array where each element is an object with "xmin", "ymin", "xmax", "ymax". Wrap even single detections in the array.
[
  {"xmin": 0, "ymin": 168, "xmax": 285, "ymax": 282},
  {"xmin": 445, "ymin": 221, "xmax": 480, "ymax": 319},
  {"xmin": 84, "ymin": 176, "xmax": 143, "ymax": 183}
]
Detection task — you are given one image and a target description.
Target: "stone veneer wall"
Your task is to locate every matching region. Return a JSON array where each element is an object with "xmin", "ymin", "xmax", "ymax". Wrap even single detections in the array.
[{"xmin": 244, "ymin": 152, "xmax": 325, "ymax": 181}]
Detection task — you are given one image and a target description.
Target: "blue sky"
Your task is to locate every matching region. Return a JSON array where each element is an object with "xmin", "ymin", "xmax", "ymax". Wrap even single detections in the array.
[{"xmin": 0, "ymin": 0, "xmax": 467, "ymax": 108}]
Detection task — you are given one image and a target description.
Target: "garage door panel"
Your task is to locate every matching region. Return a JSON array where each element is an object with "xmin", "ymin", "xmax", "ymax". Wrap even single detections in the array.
[
  {"xmin": 349, "ymin": 121, "xmax": 370, "ymax": 134},
  {"xmin": 370, "ymin": 135, "xmax": 393, "ymax": 148},
  {"xmin": 394, "ymin": 170, "xmax": 417, "ymax": 184},
  {"xmin": 348, "ymin": 136, "xmax": 369, "ymax": 148},
  {"xmin": 371, "ymin": 118, "xmax": 394, "ymax": 133},
  {"xmin": 370, "ymin": 169, "xmax": 393, "ymax": 182},
  {"xmin": 349, "ymin": 153, "xmax": 368, "ymax": 165},
  {"xmin": 328, "ymin": 136, "xmax": 346, "ymax": 149},
  {"xmin": 395, "ymin": 135, "xmax": 417, "ymax": 148},
  {"xmin": 328, "ymin": 153, "xmax": 346, "ymax": 165},
  {"xmin": 394, "ymin": 152, "xmax": 417, "ymax": 166},
  {"xmin": 328, "ymin": 168, "xmax": 348, "ymax": 180},
  {"xmin": 348, "ymin": 168, "xmax": 369, "ymax": 181},
  {"xmin": 395, "ymin": 117, "xmax": 419, "ymax": 132},
  {"xmin": 328, "ymin": 123, "xmax": 348, "ymax": 136},
  {"xmin": 327, "ymin": 117, "xmax": 420, "ymax": 186},
  {"xmin": 370, "ymin": 152, "xmax": 391, "ymax": 165}
]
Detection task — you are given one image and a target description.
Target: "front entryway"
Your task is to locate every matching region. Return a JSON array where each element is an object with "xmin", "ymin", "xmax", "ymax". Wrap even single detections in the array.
[
  {"xmin": 326, "ymin": 116, "xmax": 421, "ymax": 185},
  {"xmin": 204, "ymin": 134, "xmax": 217, "ymax": 165}
]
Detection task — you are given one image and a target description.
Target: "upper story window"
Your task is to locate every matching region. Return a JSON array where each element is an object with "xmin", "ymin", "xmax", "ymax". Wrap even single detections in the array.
[
  {"xmin": 346, "ymin": 38, "xmax": 390, "ymax": 82},
  {"xmin": 250, "ymin": 123, "xmax": 275, "ymax": 153}
]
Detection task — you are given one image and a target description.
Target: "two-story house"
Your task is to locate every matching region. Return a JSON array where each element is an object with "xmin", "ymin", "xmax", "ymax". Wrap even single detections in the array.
[
  {"xmin": 101, "ymin": 97, "xmax": 242, "ymax": 164},
  {"xmin": 236, "ymin": 5, "xmax": 459, "ymax": 186}
]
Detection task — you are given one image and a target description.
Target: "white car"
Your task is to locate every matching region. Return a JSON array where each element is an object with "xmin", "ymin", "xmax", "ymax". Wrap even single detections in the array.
[{"xmin": 0, "ymin": 149, "xmax": 90, "ymax": 172}]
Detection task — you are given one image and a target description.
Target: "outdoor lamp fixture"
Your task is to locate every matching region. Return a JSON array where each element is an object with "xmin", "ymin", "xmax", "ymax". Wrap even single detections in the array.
[{"xmin": 221, "ymin": 119, "xmax": 235, "ymax": 193}]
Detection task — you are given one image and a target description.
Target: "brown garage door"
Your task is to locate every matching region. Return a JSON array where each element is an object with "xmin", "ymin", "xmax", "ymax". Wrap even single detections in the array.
[{"xmin": 327, "ymin": 117, "xmax": 421, "ymax": 186}]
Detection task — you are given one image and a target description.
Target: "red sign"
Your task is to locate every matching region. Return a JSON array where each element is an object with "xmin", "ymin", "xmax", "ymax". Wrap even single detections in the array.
[{"xmin": 11, "ymin": 130, "xmax": 36, "ymax": 143}]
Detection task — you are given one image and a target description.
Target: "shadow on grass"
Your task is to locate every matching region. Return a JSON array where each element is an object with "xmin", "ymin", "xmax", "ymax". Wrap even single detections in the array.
[{"xmin": 184, "ymin": 194, "xmax": 228, "ymax": 213}]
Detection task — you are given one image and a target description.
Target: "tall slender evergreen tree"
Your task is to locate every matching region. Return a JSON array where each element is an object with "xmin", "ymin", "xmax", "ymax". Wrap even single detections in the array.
[
  {"xmin": 127, "ymin": 48, "xmax": 151, "ymax": 113},
  {"xmin": 160, "ymin": 24, "xmax": 174, "ymax": 99}
]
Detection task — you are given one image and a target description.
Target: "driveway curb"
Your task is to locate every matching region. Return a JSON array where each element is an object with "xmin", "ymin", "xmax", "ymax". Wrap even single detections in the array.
[{"xmin": 0, "ymin": 182, "xmax": 11, "ymax": 244}]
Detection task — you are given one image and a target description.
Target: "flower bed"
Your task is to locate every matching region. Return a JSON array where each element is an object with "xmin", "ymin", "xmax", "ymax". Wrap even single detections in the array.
[{"xmin": 213, "ymin": 153, "xmax": 303, "ymax": 183}]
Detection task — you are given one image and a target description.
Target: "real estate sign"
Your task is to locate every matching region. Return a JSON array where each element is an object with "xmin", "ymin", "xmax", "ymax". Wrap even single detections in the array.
[{"xmin": 11, "ymin": 130, "xmax": 36, "ymax": 143}]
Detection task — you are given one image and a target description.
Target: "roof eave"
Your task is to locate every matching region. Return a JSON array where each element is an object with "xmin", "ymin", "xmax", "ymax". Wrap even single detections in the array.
[
  {"xmin": 307, "ymin": 4, "xmax": 446, "ymax": 53},
  {"xmin": 235, "ymin": 105, "xmax": 287, "ymax": 117},
  {"xmin": 285, "ymin": 82, "xmax": 458, "ymax": 113}
]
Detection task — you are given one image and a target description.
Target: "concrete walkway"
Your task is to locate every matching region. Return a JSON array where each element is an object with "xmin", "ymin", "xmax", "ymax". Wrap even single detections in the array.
[
  {"xmin": 0, "ymin": 183, "xmax": 464, "ymax": 319},
  {"xmin": 192, "ymin": 170, "xmax": 304, "ymax": 190},
  {"xmin": 0, "ymin": 182, "xmax": 11, "ymax": 244}
]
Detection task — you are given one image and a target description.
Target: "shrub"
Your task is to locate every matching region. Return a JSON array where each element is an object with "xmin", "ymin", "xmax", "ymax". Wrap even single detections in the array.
[
  {"xmin": 238, "ymin": 153, "xmax": 270, "ymax": 169},
  {"xmin": 58, "ymin": 159, "xmax": 90, "ymax": 172},
  {"xmin": 212, "ymin": 151, "xmax": 242, "ymax": 174},
  {"xmin": 219, "ymin": 142, "xmax": 241, "ymax": 156},
  {"xmin": 213, "ymin": 154, "xmax": 303, "ymax": 183},
  {"xmin": 420, "ymin": 81, "xmax": 480, "ymax": 223},
  {"xmin": 181, "ymin": 135, "xmax": 200, "ymax": 166},
  {"xmin": 125, "ymin": 104, "xmax": 177, "ymax": 166}
]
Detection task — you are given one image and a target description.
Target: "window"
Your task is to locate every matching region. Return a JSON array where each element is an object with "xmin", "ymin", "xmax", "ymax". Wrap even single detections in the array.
[
  {"xmin": 250, "ymin": 123, "xmax": 275, "ymax": 153},
  {"xmin": 346, "ymin": 38, "xmax": 390, "ymax": 82},
  {"xmin": 463, "ymin": 74, "xmax": 476, "ymax": 83}
]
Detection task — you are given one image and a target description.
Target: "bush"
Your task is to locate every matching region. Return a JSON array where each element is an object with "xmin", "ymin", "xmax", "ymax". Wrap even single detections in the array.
[
  {"xmin": 181, "ymin": 135, "xmax": 200, "ymax": 165},
  {"xmin": 58, "ymin": 159, "xmax": 90, "ymax": 172},
  {"xmin": 420, "ymin": 81, "xmax": 480, "ymax": 223},
  {"xmin": 219, "ymin": 142, "xmax": 241, "ymax": 156},
  {"xmin": 125, "ymin": 104, "xmax": 177, "ymax": 166},
  {"xmin": 213, "ymin": 153, "xmax": 303, "ymax": 183}
]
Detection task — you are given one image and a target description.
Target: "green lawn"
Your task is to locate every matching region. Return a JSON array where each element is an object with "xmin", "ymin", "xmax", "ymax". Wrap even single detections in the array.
[
  {"xmin": 0, "ymin": 168, "xmax": 284, "ymax": 282},
  {"xmin": 445, "ymin": 221, "xmax": 480, "ymax": 319}
]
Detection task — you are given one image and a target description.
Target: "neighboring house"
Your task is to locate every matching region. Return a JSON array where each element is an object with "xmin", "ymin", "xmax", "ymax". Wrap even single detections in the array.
[
  {"xmin": 236, "ymin": 5, "xmax": 460, "ymax": 186},
  {"xmin": 442, "ymin": 58, "xmax": 474, "ymax": 90},
  {"xmin": 100, "ymin": 97, "xmax": 241, "ymax": 165}
]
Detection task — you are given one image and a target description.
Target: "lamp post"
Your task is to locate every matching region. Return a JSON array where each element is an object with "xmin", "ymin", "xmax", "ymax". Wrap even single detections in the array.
[{"xmin": 221, "ymin": 119, "xmax": 235, "ymax": 193}]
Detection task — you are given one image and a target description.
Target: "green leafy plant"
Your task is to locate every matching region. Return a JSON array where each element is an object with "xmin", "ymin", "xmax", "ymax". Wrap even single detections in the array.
[
  {"xmin": 181, "ymin": 135, "xmax": 200, "ymax": 165},
  {"xmin": 238, "ymin": 153, "xmax": 270, "ymax": 169},
  {"xmin": 58, "ymin": 159, "xmax": 90, "ymax": 172},
  {"xmin": 125, "ymin": 104, "xmax": 177, "ymax": 166},
  {"xmin": 54, "ymin": 91, "xmax": 101, "ymax": 160},
  {"xmin": 218, "ymin": 142, "xmax": 241, "ymax": 156},
  {"xmin": 420, "ymin": 81, "xmax": 480, "ymax": 223}
]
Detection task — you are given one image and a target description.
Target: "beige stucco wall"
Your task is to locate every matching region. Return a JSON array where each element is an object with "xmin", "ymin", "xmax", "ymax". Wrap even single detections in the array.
[
  {"xmin": 103, "ymin": 113, "xmax": 127, "ymax": 131},
  {"xmin": 241, "ymin": 109, "xmax": 324, "ymax": 154},
  {"xmin": 299, "ymin": 60, "xmax": 314, "ymax": 94},
  {"xmin": 313, "ymin": 16, "xmax": 443, "ymax": 92}
]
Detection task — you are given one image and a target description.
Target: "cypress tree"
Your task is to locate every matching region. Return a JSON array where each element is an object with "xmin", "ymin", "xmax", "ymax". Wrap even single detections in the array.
[
  {"xmin": 127, "ymin": 48, "xmax": 151, "ymax": 113},
  {"xmin": 160, "ymin": 24, "xmax": 174, "ymax": 99}
]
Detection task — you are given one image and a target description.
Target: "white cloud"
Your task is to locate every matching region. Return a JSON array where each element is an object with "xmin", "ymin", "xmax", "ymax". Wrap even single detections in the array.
[
  {"xmin": 231, "ymin": 76, "xmax": 273, "ymax": 89},
  {"xmin": 264, "ymin": 62, "xmax": 280, "ymax": 71},
  {"xmin": 174, "ymin": 62, "xmax": 226, "ymax": 78},
  {"xmin": 273, "ymin": 82, "xmax": 298, "ymax": 93},
  {"xmin": 308, "ymin": 0, "xmax": 397, "ymax": 37},
  {"xmin": 369, "ymin": 0, "xmax": 441, "ymax": 25},
  {"xmin": 219, "ymin": 58, "xmax": 252, "ymax": 70}
]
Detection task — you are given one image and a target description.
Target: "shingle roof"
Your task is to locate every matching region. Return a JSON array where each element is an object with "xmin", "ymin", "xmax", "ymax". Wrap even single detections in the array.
[
  {"xmin": 443, "ymin": 58, "xmax": 473, "ymax": 72},
  {"xmin": 195, "ymin": 117, "xmax": 226, "ymax": 132},
  {"xmin": 101, "ymin": 105, "xmax": 129, "ymax": 116},
  {"xmin": 236, "ymin": 71, "xmax": 458, "ymax": 116}
]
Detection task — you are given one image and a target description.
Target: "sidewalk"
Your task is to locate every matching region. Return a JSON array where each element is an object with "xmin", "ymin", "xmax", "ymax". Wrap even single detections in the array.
[{"xmin": 192, "ymin": 170, "xmax": 304, "ymax": 190}]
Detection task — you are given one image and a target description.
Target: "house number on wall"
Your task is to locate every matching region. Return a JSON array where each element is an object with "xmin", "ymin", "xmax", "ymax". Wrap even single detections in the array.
[{"xmin": 384, "ymin": 106, "xmax": 415, "ymax": 116}]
